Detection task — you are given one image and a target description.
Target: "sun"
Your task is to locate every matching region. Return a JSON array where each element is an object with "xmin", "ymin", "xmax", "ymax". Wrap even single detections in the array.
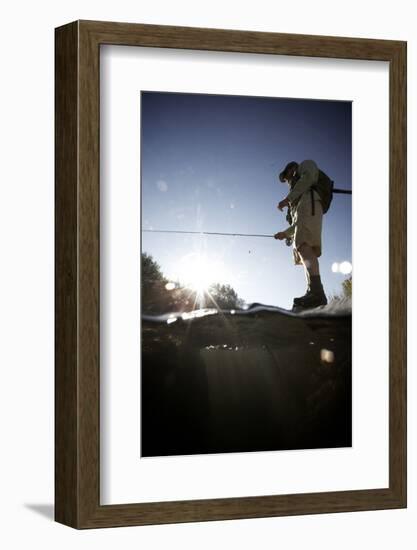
[{"xmin": 175, "ymin": 252, "xmax": 226, "ymax": 295}]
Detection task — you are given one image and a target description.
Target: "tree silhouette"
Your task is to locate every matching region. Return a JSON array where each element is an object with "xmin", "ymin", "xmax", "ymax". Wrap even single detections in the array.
[
  {"xmin": 141, "ymin": 252, "xmax": 245, "ymax": 313},
  {"xmin": 208, "ymin": 283, "xmax": 244, "ymax": 309},
  {"xmin": 342, "ymin": 276, "xmax": 352, "ymax": 298},
  {"xmin": 142, "ymin": 252, "xmax": 166, "ymax": 287},
  {"xmin": 141, "ymin": 252, "xmax": 169, "ymax": 313},
  {"xmin": 329, "ymin": 275, "xmax": 352, "ymax": 303}
]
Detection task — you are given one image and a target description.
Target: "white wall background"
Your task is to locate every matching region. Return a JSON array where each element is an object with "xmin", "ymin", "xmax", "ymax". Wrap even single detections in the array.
[{"xmin": 0, "ymin": 1, "xmax": 414, "ymax": 547}]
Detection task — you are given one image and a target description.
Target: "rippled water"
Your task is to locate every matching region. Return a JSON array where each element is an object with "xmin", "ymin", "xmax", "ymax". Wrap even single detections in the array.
[{"xmin": 141, "ymin": 302, "xmax": 352, "ymax": 457}]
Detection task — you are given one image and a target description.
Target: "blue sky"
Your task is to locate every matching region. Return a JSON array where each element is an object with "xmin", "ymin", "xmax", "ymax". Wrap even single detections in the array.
[{"xmin": 141, "ymin": 92, "xmax": 352, "ymax": 310}]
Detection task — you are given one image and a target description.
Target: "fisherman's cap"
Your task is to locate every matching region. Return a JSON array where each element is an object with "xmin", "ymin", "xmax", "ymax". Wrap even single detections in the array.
[{"xmin": 279, "ymin": 161, "xmax": 298, "ymax": 182}]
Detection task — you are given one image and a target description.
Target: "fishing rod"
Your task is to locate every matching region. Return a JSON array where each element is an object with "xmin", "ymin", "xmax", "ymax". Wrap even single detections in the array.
[
  {"xmin": 142, "ymin": 229, "xmax": 274, "ymax": 238},
  {"xmin": 333, "ymin": 188, "xmax": 352, "ymax": 195},
  {"xmin": 142, "ymin": 189, "xmax": 352, "ymax": 239}
]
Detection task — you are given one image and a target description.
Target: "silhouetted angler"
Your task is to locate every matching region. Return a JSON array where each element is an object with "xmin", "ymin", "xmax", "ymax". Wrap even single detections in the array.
[{"xmin": 275, "ymin": 159, "xmax": 331, "ymax": 310}]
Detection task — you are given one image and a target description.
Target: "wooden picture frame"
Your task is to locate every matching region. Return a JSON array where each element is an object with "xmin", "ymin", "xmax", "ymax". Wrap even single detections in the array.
[{"xmin": 55, "ymin": 20, "xmax": 407, "ymax": 529}]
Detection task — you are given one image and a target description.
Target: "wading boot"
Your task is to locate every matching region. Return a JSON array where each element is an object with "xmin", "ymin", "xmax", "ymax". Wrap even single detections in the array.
[
  {"xmin": 293, "ymin": 271, "xmax": 312, "ymax": 306},
  {"xmin": 293, "ymin": 288, "xmax": 314, "ymax": 306},
  {"xmin": 292, "ymin": 275, "xmax": 327, "ymax": 310}
]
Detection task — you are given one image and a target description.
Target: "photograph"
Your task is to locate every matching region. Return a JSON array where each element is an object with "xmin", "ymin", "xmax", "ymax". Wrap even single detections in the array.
[
  {"xmin": 51, "ymin": 13, "xmax": 406, "ymax": 532},
  {"xmin": 140, "ymin": 91, "xmax": 353, "ymax": 457}
]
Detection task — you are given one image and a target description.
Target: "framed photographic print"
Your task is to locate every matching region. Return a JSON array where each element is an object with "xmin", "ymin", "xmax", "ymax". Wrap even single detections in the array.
[{"xmin": 55, "ymin": 20, "xmax": 406, "ymax": 528}]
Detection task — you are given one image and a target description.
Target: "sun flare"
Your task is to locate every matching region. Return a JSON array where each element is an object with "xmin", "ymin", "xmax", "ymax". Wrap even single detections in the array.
[{"xmin": 175, "ymin": 252, "xmax": 226, "ymax": 295}]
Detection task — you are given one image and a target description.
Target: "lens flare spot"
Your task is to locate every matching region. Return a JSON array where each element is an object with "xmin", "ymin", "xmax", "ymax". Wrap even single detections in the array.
[
  {"xmin": 339, "ymin": 261, "xmax": 352, "ymax": 275},
  {"xmin": 321, "ymin": 348, "xmax": 335, "ymax": 364}
]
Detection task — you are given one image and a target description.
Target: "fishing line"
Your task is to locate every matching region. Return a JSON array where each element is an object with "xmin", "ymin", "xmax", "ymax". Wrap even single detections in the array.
[
  {"xmin": 142, "ymin": 190, "xmax": 351, "ymax": 240},
  {"xmin": 142, "ymin": 229, "xmax": 274, "ymax": 238}
]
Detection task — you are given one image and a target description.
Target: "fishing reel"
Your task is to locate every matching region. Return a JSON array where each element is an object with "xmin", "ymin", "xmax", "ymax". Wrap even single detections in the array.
[{"xmin": 285, "ymin": 207, "xmax": 293, "ymax": 246}]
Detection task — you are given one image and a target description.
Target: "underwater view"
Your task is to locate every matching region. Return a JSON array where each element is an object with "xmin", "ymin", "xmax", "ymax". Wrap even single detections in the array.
[{"xmin": 141, "ymin": 304, "xmax": 352, "ymax": 457}]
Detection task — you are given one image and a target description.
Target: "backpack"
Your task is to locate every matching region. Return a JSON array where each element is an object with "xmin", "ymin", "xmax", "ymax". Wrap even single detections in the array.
[{"xmin": 312, "ymin": 170, "xmax": 334, "ymax": 213}]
